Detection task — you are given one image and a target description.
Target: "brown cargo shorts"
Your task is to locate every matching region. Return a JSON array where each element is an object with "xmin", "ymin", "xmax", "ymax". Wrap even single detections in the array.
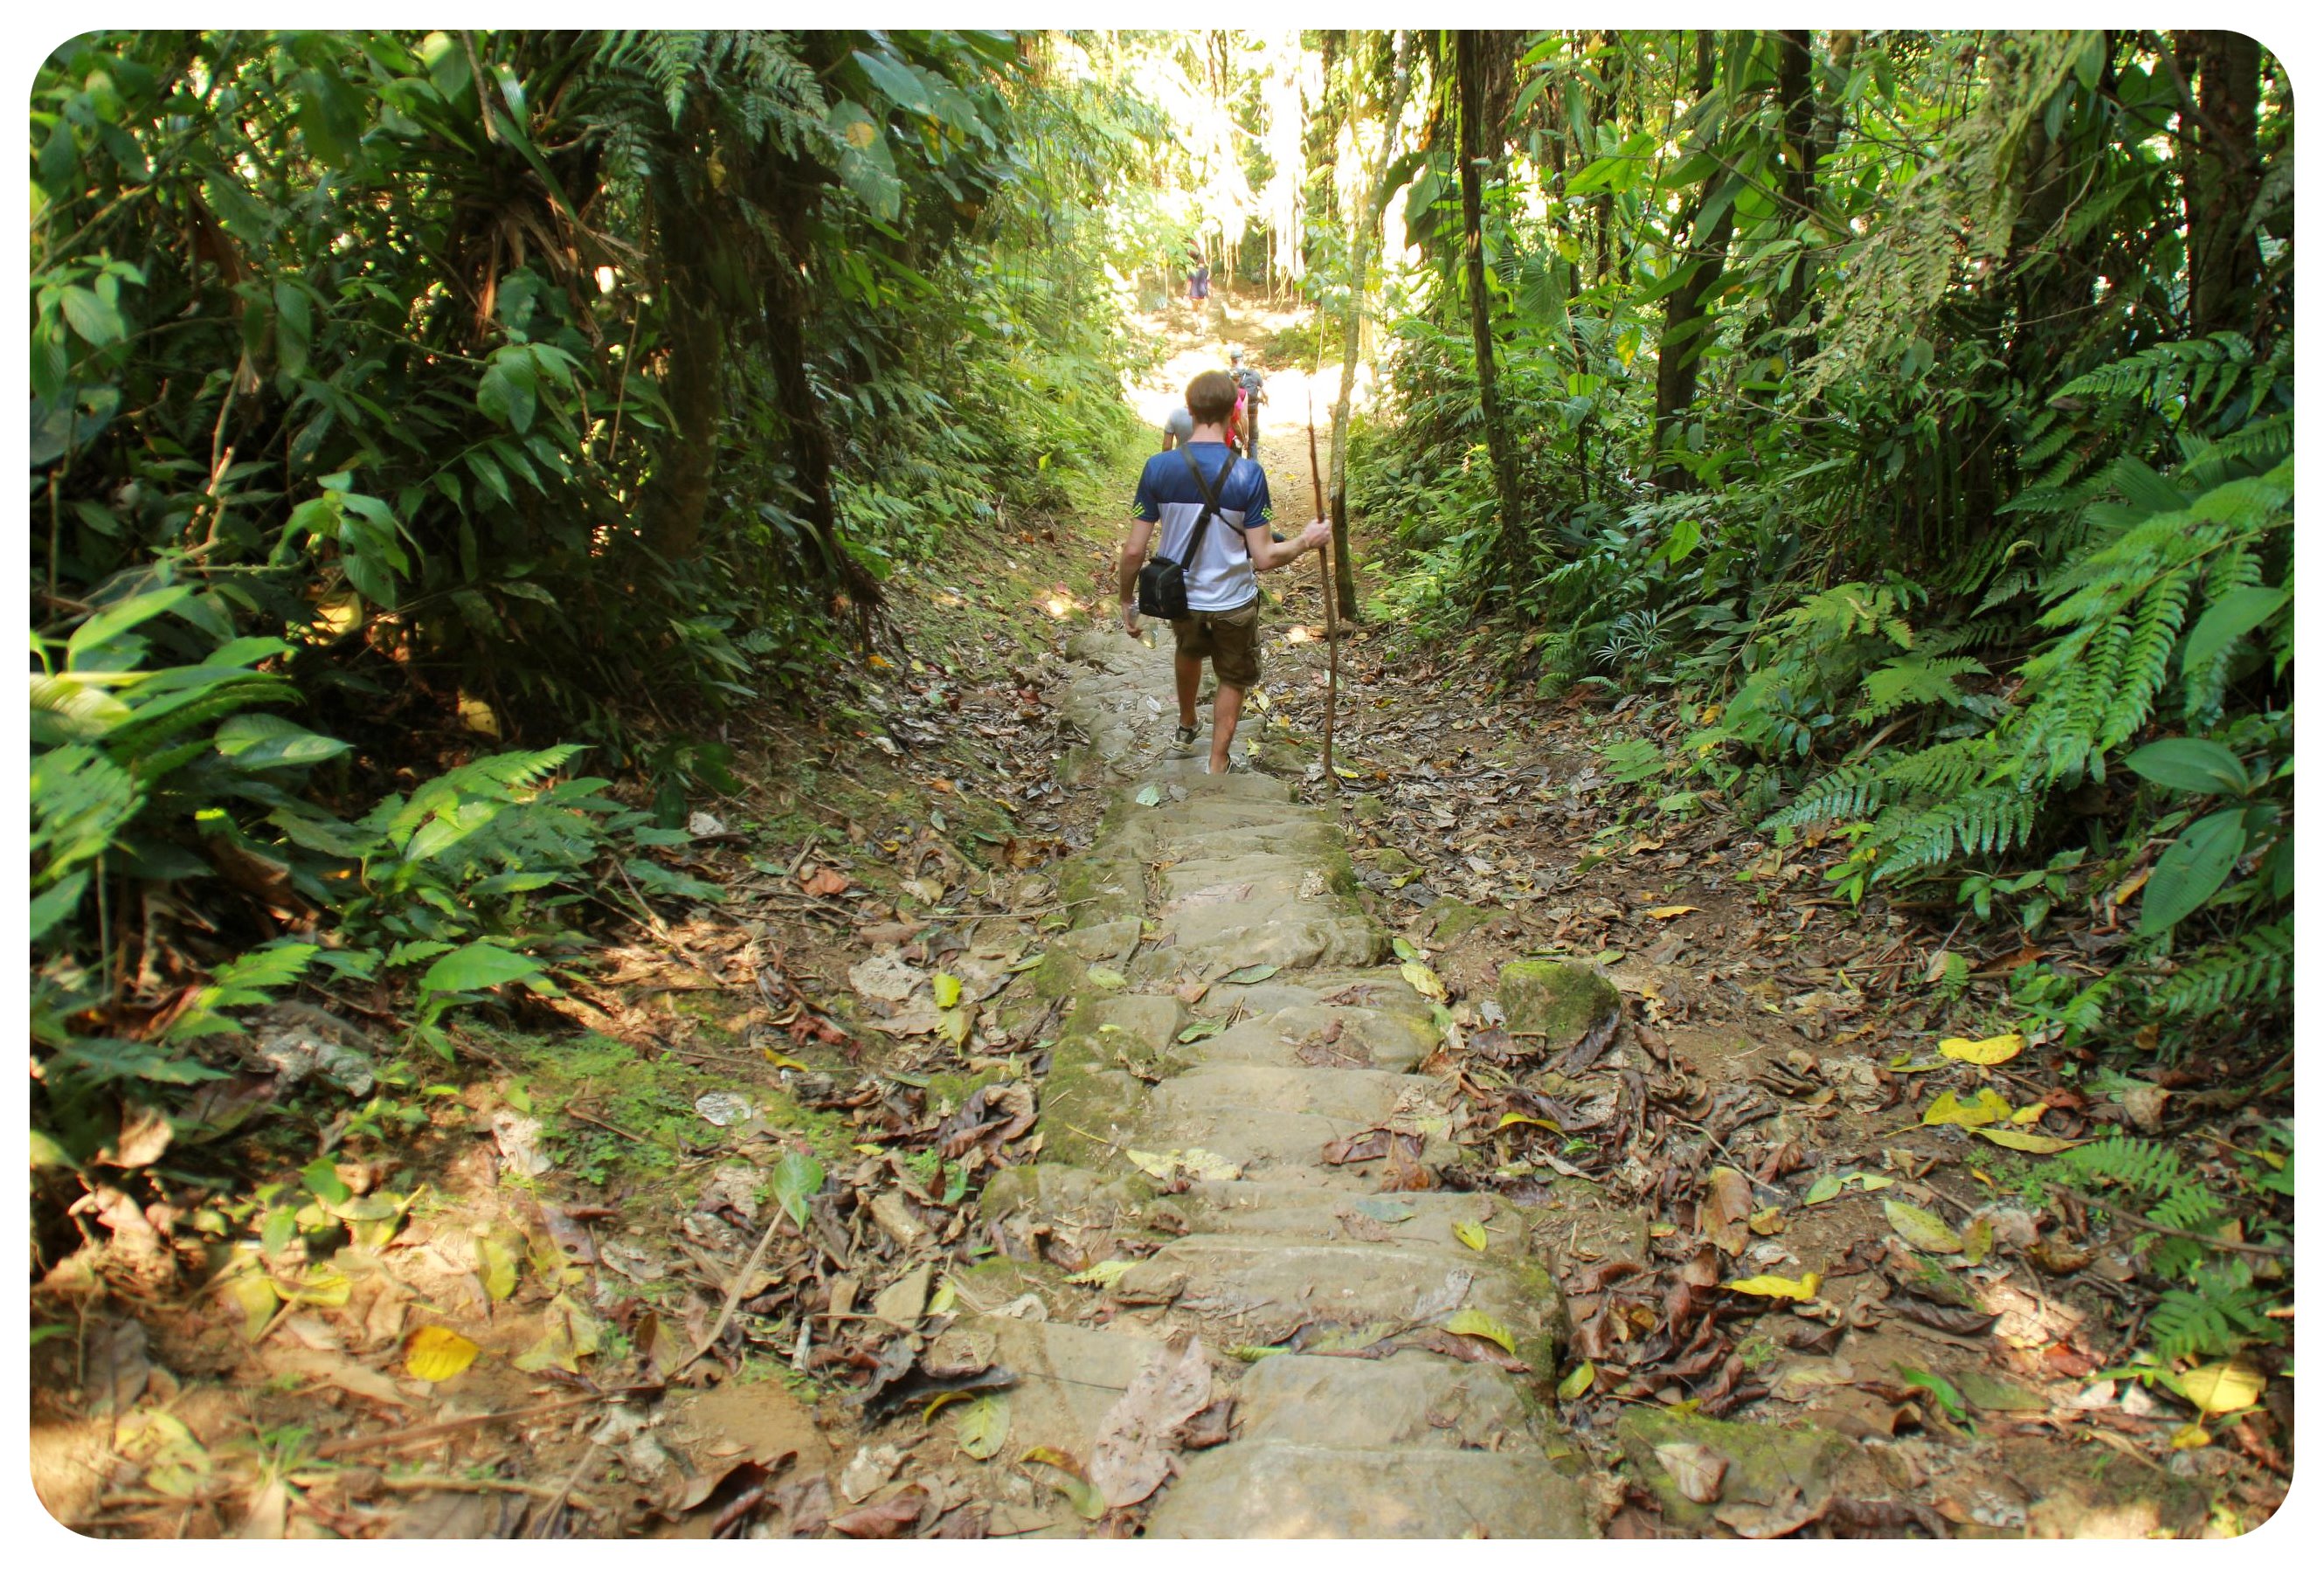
[{"xmin": 1170, "ymin": 598, "xmax": 1262, "ymax": 689}]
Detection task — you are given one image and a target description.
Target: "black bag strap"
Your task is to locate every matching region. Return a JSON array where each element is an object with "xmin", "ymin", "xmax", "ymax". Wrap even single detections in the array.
[{"xmin": 1172, "ymin": 447, "xmax": 1241, "ymax": 563}]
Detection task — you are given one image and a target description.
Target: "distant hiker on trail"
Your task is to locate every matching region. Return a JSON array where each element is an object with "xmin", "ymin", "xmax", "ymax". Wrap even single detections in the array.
[
  {"xmin": 1187, "ymin": 250, "xmax": 1210, "ymax": 306},
  {"xmin": 1119, "ymin": 370, "xmax": 1330, "ymax": 775},
  {"xmin": 1159, "ymin": 404, "xmax": 1193, "ymax": 451},
  {"xmin": 1229, "ymin": 348, "xmax": 1265, "ymax": 458}
]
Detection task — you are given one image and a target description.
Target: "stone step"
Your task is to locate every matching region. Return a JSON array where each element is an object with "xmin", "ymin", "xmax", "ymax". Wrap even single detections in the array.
[
  {"xmin": 1126, "ymin": 1106, "xmax": 1454, "ymax": 1177},
  {"xmin": 1117, "ymin": 1236, "xmax": 1559, "ymax": 1350},
  {"xmin": 1201, "ymin": 971, "xmax": 1439, "ymax": 1021},
  {"xmin": 1174, "ymin": 1182, "xmax": 1511, "ymax": 1250},
  {"xmin": 1229, "ymin": 1349, "xmax": 1532, "ymax": 1450},
  {"xmin": 1145, "ymin": 1444, "xmax": 1591, "ymax": 1538},
  {"xmin": 1131, "ymin": 912, "xmax": 1381, "ymax": 982},
  {"xmin": 1174, "ymin": 1006, "xmax": 1437, "ymax": 1073},
  {"xmin": 1146, "ymin": 1063, "xmax": 1417, "ymax": 1125}
]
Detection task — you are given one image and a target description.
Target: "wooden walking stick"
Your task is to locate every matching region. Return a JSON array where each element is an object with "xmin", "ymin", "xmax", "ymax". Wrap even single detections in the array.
[{"xmin": 1304, "ymin": 377, "xmax": 1339, "ymax": 790}]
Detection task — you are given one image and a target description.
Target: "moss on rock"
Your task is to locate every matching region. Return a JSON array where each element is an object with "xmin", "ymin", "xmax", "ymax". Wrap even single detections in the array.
[{"xmin": 1497, "ymin": 958, "xmax": 1619, "ymax": 1040}]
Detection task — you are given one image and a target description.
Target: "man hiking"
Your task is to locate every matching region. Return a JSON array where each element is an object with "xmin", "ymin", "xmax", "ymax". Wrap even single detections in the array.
[
  {"xmin": 1119, "ymin": 370, "xmax": 1330, "ymax": 775},
  {"xmin": 1159, "ymin": 404, "xmax": 1193, "ymax": 451},
  {"xmin": 1229, "ymin": 348, "xmax": 1265, "ymax": 458}
]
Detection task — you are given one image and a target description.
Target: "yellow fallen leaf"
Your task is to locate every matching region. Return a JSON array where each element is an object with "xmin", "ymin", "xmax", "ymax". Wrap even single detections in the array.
[
  {"xmin": 1723, "ymin": 1272, "xmax": 1822, "ymax": 1302},
  {"xmin": 1497, "ymin": 1111, "xmax": 1562, "ymax": 1133},
  {"xmin": 1975, "ymin": 1127, "xmax": 2085, "ymax": 1154},
  {"xmin": 404, "ymin": 1324, "xmax": 481, "ymax": 1383},
  {"xmin": 1645, "ymin": 905, "xmax": 1699, "ymax": 920},
  {"xmin": 764, "ymin": 1050, "xmax": 809, "ymax": 1070},
  {"xmin": 1748, "ymin": 1208, "xmax": 1785, "ymax": 1236},
  {"xmin": 1884, "ymin": 1199, "xmax": 1963, "ymax": 1254},
  {"xmin": 2171, "ymin": 1424, "xmax": 2212, "ymax": 1450},
  {"xmin": 1453, "ymin": 1220, "xmax": 1489, "ymax": 1253},
  {"xmin": 2011, "ymin": 1102, "xmax": 2049, "ymax": 1124},
  {"xmin": 1939, "ymin": 1032, "xmax": 2023, "ymax": 1065},
  {"xmin": 1401, "ymin": 961, "xmax": 1447, "ymax": 1002},
  {"xmin": 2180, "ymin": 1361, "xmax": 2265, "ymax": 1418},
  {"xmin": 1961, "ymin": 1217, "xmax": 1995, "ymax": 1267},
  {"xmin": 1557, "ymin": 1360, "xmax": 1596, "ymax": 1400},
  {"xmin": 932, "ymin": 973, "xmax": 964, "ymax": 1009},
  {"xmin": 1445, "ymin": 1309, "xmax": 1517, "ymax": 1355},
  {"xmin": 1922, "ymin": 1088, "xmax": 2012, "ymax": 1128}
]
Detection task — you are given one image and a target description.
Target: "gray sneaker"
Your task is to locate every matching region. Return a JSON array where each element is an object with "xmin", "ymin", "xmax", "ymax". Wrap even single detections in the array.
[{"xmin": 1172, "ymin": 724, "xmax": 1200, "ymax": 752}]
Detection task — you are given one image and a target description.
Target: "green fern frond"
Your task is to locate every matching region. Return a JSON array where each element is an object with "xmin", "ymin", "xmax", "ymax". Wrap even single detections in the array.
[{"xmin": 2153, "ymin": 920, "xmax": 2293, "ymax": 1019}]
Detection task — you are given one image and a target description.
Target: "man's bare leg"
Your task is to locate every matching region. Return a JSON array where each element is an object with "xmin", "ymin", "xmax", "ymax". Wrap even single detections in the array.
[
  {"xmin": 1174, "ymin": 653, "xmax": 1202, "ymax": 732},
  {"xmin": 1209, "ymin": 682, "xmax": 1245, "ymax": 774}
]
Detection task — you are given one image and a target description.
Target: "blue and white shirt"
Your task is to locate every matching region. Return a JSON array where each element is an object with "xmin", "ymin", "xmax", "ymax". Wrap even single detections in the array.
[{"xmin": 1133, "ymin": 443, "xmax": 1273, "ymax": 612}]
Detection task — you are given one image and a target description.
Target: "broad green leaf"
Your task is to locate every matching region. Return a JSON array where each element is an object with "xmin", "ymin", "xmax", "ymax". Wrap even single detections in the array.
[
  {"xmin": 2124, "ymin": 737, "xmax": 2251, "ymax": 798},
  {"xmin": 1802, "ymin": 1172, "xmax": 1845, "ymax": 1206},
  {"xmin": 769, "ymin": 1149, "xmax": 825, "ymax": 1226},
  {"xmin": 2180, "ymin": 585, "xmax": 2286, "ymax": 674},
  {"xmin": 1557, "ymin": 1360, "xmax": 1596, "ymax": 1400},
  {"xmin": 2140, "ymin": 808, "xmax": 2249, "ymax": 935},
  {"xmin": 300, "ymin": 1158, "xmax": 351, "ymax": 1206},
  {"xmin": 476, "ymin": 348, "xmax": 539, "ymax": 433},
  {"xmin": 419, "ymin": 940, "xmax": 543, "ymax": 993},
  {"xmin": 828, "ymin": 100, "xmax": 901, "ymax": 223},
  {"xmin": 854, "ymin": 49, "xmax": 933, "ymax": 116},
  {"xmin": 1453, "ymin": 1220, "xmax": 1489, "ymax": 1252},
  {"xmin": 214, "ymin": 712, "xmax": 349, "ymax": 770}
]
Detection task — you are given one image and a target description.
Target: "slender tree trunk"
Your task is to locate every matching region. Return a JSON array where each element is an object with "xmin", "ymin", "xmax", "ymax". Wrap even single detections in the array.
[
  {"xmin": 1774, "ymin": 30, "xmax": 1821, "ymax": 346},
  {"xmin": 642, "ymin": 161, "xmax": 722, "ymax": 562},
  {"xmin": 2180, "ymin": 31, "xmax": 2264, "ymax": 335},
  {"xmin": 1651, "ymin": 31, "xmax": 1740, "ymax": 489},
  {"xmin": 757, "ymin": 159, "xmax": 881, "ymax": 633},
  {"xmin": 1456, "ymin": 29, "xmax": 1525, "ymax": 567},
  {"xmin": 1326, "ymin": 33, "xmax": 1411, "ymax": 620}
]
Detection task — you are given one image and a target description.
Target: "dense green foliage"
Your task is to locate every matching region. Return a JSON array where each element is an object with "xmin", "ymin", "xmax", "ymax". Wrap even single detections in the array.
[
  {"xmin": 1348, "ymin": 29, "xmax": 2293, "ymax": 1057},
  {"xmin": 29, "ymin": 30, "xmax": 1158, "ymax": 1185}
]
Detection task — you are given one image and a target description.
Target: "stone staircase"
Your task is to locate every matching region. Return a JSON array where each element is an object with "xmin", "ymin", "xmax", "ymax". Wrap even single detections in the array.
[{"xmin": 968, "ymin": 627, "xmax": 1591, "ymax": 1538}]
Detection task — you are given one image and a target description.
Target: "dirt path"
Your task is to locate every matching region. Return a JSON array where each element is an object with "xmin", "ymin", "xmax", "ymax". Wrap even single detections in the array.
[{"xmin": 967, "ymin": 625, "xmax": 1591, "ymax": 1536}]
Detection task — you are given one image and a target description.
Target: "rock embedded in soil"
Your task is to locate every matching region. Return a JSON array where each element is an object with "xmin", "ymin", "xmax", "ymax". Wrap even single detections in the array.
[
  {"xmin": 1496, "ymin": 957, "xmax": 1619, "ymax": 1040},
  {"xmin": 1615, "ymin": 1407, "xmax": 1861, "ymax": 1530}
]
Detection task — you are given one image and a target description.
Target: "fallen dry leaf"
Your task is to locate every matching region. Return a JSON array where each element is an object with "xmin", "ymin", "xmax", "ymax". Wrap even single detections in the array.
[{"xmin": 1088, "ymin": 1337, "xmax": 1214, "ymax": 1509}]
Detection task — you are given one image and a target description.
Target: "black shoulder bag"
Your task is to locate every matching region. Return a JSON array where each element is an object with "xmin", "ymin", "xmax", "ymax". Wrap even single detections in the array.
[{"xmin": 1136, "ymin": 449, "xmax": 1238, "ymax": 621}]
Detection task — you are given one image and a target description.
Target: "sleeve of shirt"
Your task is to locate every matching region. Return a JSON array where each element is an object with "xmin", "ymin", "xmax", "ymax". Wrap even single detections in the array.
[
  {"xmin": 1133, "ymin": 458, "xmax": 1160, "ymax": 522},
  {"xmin": 1242, "ymin": 466, "xmax": 1272, "ymax": 529}
]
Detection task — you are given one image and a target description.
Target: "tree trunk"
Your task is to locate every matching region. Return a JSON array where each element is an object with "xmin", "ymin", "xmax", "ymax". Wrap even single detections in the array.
[
  {"xmin": 1327, "ymin": 33, "xmax": 1412, "ymax": 620},
  {"xmin": 2180, "ymin": 31, "xmax": 2264, "ymax": 335},
  {"xmin": 641, "ymin": 161, "xmax": 722, "ymax": 562},
  {"xmin": 1456, "ymin": 29, "xmax": 1525, "ymax": 566},
  {"xmin": 1651, "ymin": 31, "xmax": 1739, "ymax": 489},
  {"xmin": 1774, "ymin": 30, "xmax": 1821, "ymax": 344},
  {"xmin": 760, "ymin": 170, "xmax": 881, "ymax": 634}
]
